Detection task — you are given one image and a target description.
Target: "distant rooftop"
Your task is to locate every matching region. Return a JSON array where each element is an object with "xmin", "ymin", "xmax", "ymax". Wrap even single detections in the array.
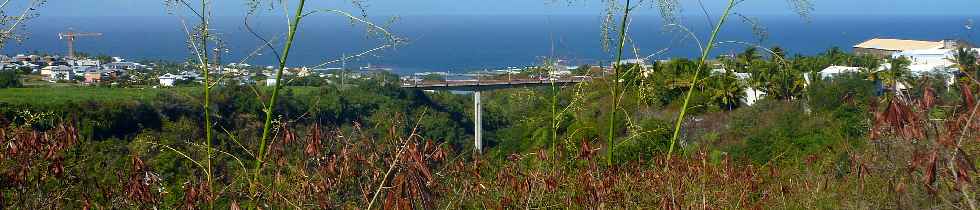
[
  {"xmin": 854, "ymin": 38, "xmax": 943, "ymax": 51},
  {"xmin": 820, "ymin": 66, "xmax": 861, "ymax": 75}
]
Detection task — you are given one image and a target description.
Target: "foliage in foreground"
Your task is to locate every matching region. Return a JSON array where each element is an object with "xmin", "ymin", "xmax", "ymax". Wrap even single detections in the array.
[{"xmin": 1, "ymin": 82, "xmax": 976, "ymax": 208}]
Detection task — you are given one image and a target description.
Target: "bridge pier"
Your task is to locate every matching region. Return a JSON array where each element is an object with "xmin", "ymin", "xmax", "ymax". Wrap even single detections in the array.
[
  {"xmin": 402, "ymin": 78, "xmax": 592, "ymax": 154},
  {"xmin": 474, "ymin": 91, "xmax": 482, "ymax": 154}
]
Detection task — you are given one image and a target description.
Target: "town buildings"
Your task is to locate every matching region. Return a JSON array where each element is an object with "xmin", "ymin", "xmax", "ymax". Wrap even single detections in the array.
[
  {"xmin": 0, "ymin": 52, "xmax": 151, "ymax": 84},
  {"xmin": 810, "ymin": 38, "xmax": 977, "ymax": 95}
]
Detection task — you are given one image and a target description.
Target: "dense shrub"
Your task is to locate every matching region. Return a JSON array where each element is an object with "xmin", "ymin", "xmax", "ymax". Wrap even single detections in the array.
[
  {"xmin": 612, "ymin": 117, "xmax": 672, "ymax": 162},
  {"xmin": 725, "ymin": 100, "xmax": 851, "ymax": 164},
  {"xmin": 0, "ymin": 70, "xmax": 21, "ymax": 88}
]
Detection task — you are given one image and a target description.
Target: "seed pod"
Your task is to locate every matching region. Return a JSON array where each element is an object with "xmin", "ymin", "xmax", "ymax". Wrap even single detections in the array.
[
  {"xmin": 957, "ymin": 83, "xmax": 975, "ymax": 111},
  {"xmin": 921, "ymin": 87, "xmax": 936, "ymax": 109}
]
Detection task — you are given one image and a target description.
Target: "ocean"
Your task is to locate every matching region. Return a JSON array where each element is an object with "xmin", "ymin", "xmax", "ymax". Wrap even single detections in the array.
[{"xmin": 5, "ymin": 14, "xmax": 979, "ymax": 74}]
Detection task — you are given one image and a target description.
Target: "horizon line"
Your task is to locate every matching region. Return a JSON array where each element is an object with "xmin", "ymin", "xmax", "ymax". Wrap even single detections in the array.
[{"xmin": 36, "ymin": 13, "xmax": 980, "ymax": 18}]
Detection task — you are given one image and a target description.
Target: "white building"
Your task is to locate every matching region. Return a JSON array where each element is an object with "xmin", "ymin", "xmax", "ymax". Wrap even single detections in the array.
[
  {"xmin": 744, "ymin": 87, "xmax": 764, "ymax": 106},
  {"xmin": 73, "ymin": 66, "xmax": 98, "ymax": 78},
  {"xmin": 615, "ymin": 58, "xmax": 648, "ymax": 65},
  {"xmin": 105, "ymin": 62, "xmax": 145, "ymax": 70},
  {"xmin": 40, "ymin": 65, "xmax": 72, "ymax": 81},
  {"xmin": 266, "ymin": 77, "xmax": 277, "ymax": 86},
  {"xmin": 549, "ymin": 68, "xmax": 572, "ymax": 77},
  {"xmin": 854, "ymin": 38, "xmax": 970, "ymax": 57},
  {"xmin": 293, "ymin": 67, "xmax": 313, "ymax": 77},
  {"xmin": 73, "ymin": 59, "xmax": 101, "ymax": 67},
  {"xmin": 891, "ymin": 48, "xmax": 973, "ymax": 87},
  {"xmin": 158, "ymin": 74, "xmax": 178, "ymax": 87},
  {"xmin": 817, "ymin": 66, "xmax": 862, "ymax": 79},
  {"xmin": 892, "ymin": 49, "xmax": 957, "ymax": 74},
  {"xmin": 0, "ymin": 55, "xmax": 12, "ymax": 64},
  {"xmin": 227, "ymin": 63, "xmax": 251, "ymax": 68}
]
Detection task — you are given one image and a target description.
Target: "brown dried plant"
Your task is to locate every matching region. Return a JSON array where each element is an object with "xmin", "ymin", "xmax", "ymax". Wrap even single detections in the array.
[
  {"xmin": 0, "ymin": 115, "xmax": 79, "ymax": 208},
  {"xmin": 871, "ymin": 80, "xmax": 978, "ymax": 208},
  {"xmin": 124, "ymin": 155, "xmax": 160, "ymax": 205}
]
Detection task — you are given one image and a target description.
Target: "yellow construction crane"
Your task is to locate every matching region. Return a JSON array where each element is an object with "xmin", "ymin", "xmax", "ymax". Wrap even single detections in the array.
[{"xmin": 58, "ymin": 29, "xmax": 102, "ymax": 59}]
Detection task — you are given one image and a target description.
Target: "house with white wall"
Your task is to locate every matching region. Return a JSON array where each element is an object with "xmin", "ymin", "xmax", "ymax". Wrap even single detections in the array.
[
  {"xmin": 40, "ymin": 65, "xmax": 72, "ymax": 81},
  {"xmin": 158, "ymin": 74, "xmax": 178, "ymax": 87}
]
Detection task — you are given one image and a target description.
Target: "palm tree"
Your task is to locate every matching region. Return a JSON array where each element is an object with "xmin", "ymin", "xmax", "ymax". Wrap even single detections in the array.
[
  {"xmin": 708, "ymin": 70, "xmax": 747, "ymax": 110},
  {"xmin": 857, "ymin": 55, "xmax": 883, "ymax": 79},
  {"xmin": 710, "ymin": 57, "xmax": 748, "ymax": 109},
  {"xmin": 734, "ymin": 48, "xmax": 767, "ymax": 101},
  {"xmin": 825, "ymin": 47, "xmax": 846, "ymax": 65},
  {"xmin": 879, "ymin": 56, "xmax": 913, "ymax": 94},
  {"xmin": 737, "ymin": 47, "xmax": 762, "ymax": 72},
  {"xmin": 852, "ymin": 55, "xmax": 889, "ymax": 96},
  {"xmin": 952, "ymin": 47, "xmax": 977, "ymax": 70},
  {"xmin": 758, "ymin": 59, "xmax": 805, "ymax": 101},
  {"xmin": 770, "ymin": 46, "xmax": 786, "ymax": 62},
  {"xmin": 950, "ymin": 47, "xmax": 978, "ymax": 83}
]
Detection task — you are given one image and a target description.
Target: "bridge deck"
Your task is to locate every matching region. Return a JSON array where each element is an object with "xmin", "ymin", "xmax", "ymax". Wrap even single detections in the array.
[{"xmin": 401, "ymin": 78, "xmax": 592, "ymax": 90}]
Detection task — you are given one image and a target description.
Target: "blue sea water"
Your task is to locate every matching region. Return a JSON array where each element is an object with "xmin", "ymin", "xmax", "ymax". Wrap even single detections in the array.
[{"xmin": 4, "ymin": 14, "xmax": 979, "ymax": 74}]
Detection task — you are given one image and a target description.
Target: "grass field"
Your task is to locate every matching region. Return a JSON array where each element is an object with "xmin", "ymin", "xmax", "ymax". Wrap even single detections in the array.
[
  {"xmin": 0, "ymin": 86, "xmax": 322, "ymax": 106},
  {"xmin": 0, "ymin": 87, "xmax": 192, "ymax": 106}
]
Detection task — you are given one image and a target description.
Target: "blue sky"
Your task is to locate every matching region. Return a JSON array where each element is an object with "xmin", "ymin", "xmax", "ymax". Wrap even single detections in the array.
[{"xmin": 34, "ymin": 0, "xmax": 980, "ymax": 16}]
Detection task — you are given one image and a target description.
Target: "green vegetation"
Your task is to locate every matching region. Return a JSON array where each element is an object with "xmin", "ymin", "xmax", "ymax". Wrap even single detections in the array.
[
  {"xmin": 2, "ymin": 48, "xmax": 978, "ymax": 209},
  {"xmin": 0, "ymin": 70, "xmax": 21, "ymax": 88},
  {"xmin": 1, "ymin": 0, "xmax": 979, "ymax": 209},
  {"xmin": 421, "ymin": 73, "xmax": 446, "ymax": 82},
  {"xmin": 0, "ymin": 87, "xmax": 188, "ymax": 104}
]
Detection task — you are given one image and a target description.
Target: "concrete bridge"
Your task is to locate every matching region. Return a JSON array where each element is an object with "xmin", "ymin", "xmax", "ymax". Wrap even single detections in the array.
[
  {"xmin": 402, "ymin": 77, "xmax": 590, "ymax": 91},
  {"xmin": 402, "ymin": 77, "xmax": 592, "ymax": 154}
]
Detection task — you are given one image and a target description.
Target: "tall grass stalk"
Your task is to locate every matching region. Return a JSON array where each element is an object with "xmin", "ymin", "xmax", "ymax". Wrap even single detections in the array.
[
  {"xmin": 199, "ymin": 0, "xmax": 214, "ymax": 205},
  {"xmin": 252, "ymin": 0, "xmax": 307, "ymax": 191},
  {"xmin": 169, "ymin": 0, "xmax": 218, "ymax": 205},
  {"xmin": 607, "ymin": 0, "xmax": 631, "ymax": 165},
  {"xmin": 170, "ymin": 0, "xmax": 218, "ymax": 207},
  {"xmin": 552, "ymin": 78, "xmax": 559, "ymax": 156},
  {"xmin": 547, "ymin": 57, "xmax": 560, "ymax": 156},
  {"xmin": 665, "ymin": 0, "xmax": 736, "ymax": 166}
]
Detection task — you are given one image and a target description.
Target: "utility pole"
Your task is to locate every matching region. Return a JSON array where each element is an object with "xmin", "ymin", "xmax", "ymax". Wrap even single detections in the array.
[{"xmin": 474, "ymin": 90, "xmax": 482, "ymax": 154}]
